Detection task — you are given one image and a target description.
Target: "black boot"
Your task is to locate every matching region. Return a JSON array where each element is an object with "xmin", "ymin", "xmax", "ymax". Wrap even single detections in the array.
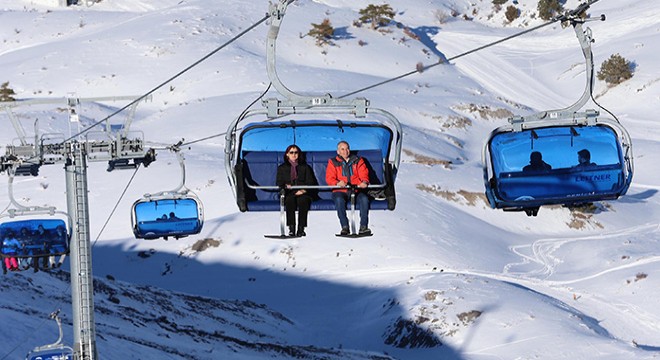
[
  {"xmin": 296, "ymin": 226, "xmax": 306, "ymax": 237},
  {"xmin": 288, "ymin": 226, "xmax": 296, "ymax": 237}
]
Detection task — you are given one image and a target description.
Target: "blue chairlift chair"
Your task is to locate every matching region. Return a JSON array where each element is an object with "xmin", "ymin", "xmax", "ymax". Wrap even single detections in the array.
[
  {"xmin": 483, "ymin": 16, "xmax": 633, "ymax": 216},
  {"xmin": 226, "ymin": 104, "xmax": 402, "ymax": 237},
  {"xmin": 1, "ymin": 171, "xmax": 70, "ymax": 273},
  {"xmin": 224, "ymin": 0, "xmax": 403, "ymax": 237},
  {"xmin": 25, "ymin": 310, "xmax": 74, "ymax": 360},
  {"xmin": 131, "ymin": 148, "xmax": 204, "ymax": 240}
]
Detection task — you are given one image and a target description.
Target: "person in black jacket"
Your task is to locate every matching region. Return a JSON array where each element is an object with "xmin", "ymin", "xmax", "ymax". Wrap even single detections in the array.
[{"xmin": 276, "ymin": 145, "xmax": 318, "ymax": 236}]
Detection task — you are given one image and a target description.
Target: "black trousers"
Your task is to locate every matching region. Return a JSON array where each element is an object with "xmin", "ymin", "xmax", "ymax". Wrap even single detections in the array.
[{"xmin": 284, "ymin": 193, "xmax": 312, "ymax": 228}]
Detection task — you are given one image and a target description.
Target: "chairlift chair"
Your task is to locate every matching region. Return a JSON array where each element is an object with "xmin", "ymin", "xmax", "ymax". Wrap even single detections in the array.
[
  {"xmin": 226, "ymin": 103, "xmax": 402, "ymax": 238},
  {"xmin": 1, "ymin": 170, "xmax": 71, "ymax": 273},
  {"xmin": 483, "ymin": 14, "xmax": 633, "ymax": 216},
  {"xmin": 225, "ymin": 0, "xmax": 403, "ymax": 237},
  {"xmin": 25, "ymin": 310, "xmax": 74, "ymax": 360},
  {"xmin": 131, "ymin": 148, "xmax": 204, "ymax": 240}
]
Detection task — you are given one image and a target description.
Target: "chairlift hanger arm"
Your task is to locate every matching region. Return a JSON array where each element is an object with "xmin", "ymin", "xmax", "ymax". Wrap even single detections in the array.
[
  {"xmin": 41, "ymin": 310, "xmax": 65, "ymax": 349},
  {"xmin": 267, "ymin": 0, "xmax": 305, "ymax": 102},
  {"xmin": 142, "ymin": 145, "xmax": 188, "ymax": 199},
  {"xmin": 3, "ymin": 171, "xmax": 74, "ymax": 232},
  {"xmin": 268, "ymin": 0, "xmax": 356, "ymax": 105},
  {"xmin": 5, "ymin": 171, "xmax": 54, "ymax": 214},
  {"xmin": 514, "ymin": 5, "xmax": 606, "ymax": 126},
  {"xmin": 2, "ymin": 106, "xmax": 29, "ymax": 146}
]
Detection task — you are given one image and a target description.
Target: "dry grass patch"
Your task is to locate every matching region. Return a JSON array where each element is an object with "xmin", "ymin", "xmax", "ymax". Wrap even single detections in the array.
[
  {"xmin": 420, "ymin": 112, "xmax": 472, "ymax": 130},
  {"xmin": 416, "ymin": 184, "xmax": 487, "ymax": 207},
  {"xmin": 191, "ymin": 238, "xmax": 221, "ymax": 252},
  {"xmin": 566, "ymin": 203, "xmax": 608, "ymax": 230},
  {"xmin": 404, "ymin": 149, "xmax": 453, "ymax": 168},
  {"xmin": 627, "ymin": 272, "xmax": 649, "ymax": 284},
  {"xmin": 457, "ymin": 310, "xmax": 482, "ymax": 326},
  {"xmin": 452, "ymin": 103, "xmax": 514, "ymax": 120}
]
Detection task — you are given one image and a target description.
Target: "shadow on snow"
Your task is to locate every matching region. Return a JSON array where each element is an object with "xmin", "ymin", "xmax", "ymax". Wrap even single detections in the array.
[{"xmin": 2, "ymin": 242, "xmax": 464, "ymax": 360}]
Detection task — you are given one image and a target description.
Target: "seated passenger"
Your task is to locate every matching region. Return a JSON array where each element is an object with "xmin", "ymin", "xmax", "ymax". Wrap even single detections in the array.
[
  {"xmin": 574, "ymin": 149, "xmax": 597, "ymax": 168},
  {"xmin": 49, "ymin": 225, "xmax": 68, "ymax": 268},
  {"xmin": 276, "ymin": 144, "xmax": 317, "ymax": 237},
  {"xmin": 18, "ymin": 227, "xmax": 30, "ymax": 242},
  {"xmin": 31, "ymin": 225, "xmax": 50, "ymax": 272},
  {"xmin": 523, "ymin": 151, "xmax": 552, "ymax": 172},
  {"xmin": 2, "ymin": 231, "xmax": 20, "ymax": 273},
  {"xmin": 35, "ymin": 224, "xmax": 48, "ymax": 239},
  {"xmin": 326, "ymin": 141, "xmax": 372, "ymax": 236},
  {"xmin": 15, "ymin": 227, "xmax": 39, "ymax": 272}
]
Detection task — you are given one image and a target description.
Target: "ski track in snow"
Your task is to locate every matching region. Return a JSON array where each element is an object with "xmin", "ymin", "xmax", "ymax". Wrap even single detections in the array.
[
  {"xmin": 503, "ymin": 223, "xmax": 660, "ymax": 284},
  {"xmin": 313, "ymin": 223, "xmax": 660, "ymax": 347}
]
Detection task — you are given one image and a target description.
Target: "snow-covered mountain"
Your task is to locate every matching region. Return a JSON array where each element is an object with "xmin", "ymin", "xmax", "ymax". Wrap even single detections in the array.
[{"xmin": 1, "ymin": 0, "xmax": 659, "ymax": 359}]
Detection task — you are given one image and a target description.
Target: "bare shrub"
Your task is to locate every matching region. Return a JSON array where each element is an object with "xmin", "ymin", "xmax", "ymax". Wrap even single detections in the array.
[{"xmin": 434, "ymin": 9, "xmax": 450, "ymax": 24}]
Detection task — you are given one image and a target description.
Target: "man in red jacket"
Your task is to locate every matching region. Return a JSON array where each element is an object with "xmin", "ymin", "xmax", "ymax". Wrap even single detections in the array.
[{"xmin": 325, "ymin": 141, "xmax": 371, "ymax": 235}]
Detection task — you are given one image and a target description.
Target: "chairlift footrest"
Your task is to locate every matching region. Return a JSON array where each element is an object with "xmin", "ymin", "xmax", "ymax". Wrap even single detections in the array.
[
  {"xmin": 335, "ymin": 233, "xmax": 373, "ymax": 238},
  {"xmin": 264, "ymin": 234, "xmax": 301, "ymax": 239}
]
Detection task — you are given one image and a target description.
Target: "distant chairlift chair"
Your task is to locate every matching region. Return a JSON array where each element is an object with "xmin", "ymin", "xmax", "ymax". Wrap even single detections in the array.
[
  {"xmin": 1, "ymin": 169, "xmax": 71, "ymax": 274},
  {"xmin": 131, "ymin": 147, "xmax": 204, "ymax": 240},
  {"xmin": 482, "ymin": 12, "xmax": 633, "ymax": 216}
]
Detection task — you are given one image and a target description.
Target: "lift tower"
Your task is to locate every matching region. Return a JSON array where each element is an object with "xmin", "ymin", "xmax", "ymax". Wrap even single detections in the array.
[{"xmin": 1, "ymin": 95, "xmax": 154, "ymax": 360}]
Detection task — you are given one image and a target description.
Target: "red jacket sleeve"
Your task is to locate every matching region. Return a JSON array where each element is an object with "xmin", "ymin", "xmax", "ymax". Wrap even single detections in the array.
[
  {"xmin": 356, "ymin": 158, "xmax": 369, "ymax": 185},
  {"xmin": 326, "ymin": 159, "xmax": 340, "ymax": 186}
]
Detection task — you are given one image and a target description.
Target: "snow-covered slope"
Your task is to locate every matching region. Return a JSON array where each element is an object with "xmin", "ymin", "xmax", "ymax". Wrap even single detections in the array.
[{"xmin": 1, "ymin": 0, "xmax": 659, "ymax": 359}]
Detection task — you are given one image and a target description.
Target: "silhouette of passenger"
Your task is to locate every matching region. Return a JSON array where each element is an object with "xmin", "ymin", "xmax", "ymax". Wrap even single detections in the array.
[
  {"xmin": 523, "ymin": 151, "xmax": 552, "ymax": 172},
  {"xmin": 168, "ymin": 212, "xmax": 178, "ymax": 220},
  {"xmin": 18, "ymin": 227, "xmax": 30, "ymax": 241},
  {"xmin": 574, "ymin": 149, "xmax": 596, "ymax": 168}
]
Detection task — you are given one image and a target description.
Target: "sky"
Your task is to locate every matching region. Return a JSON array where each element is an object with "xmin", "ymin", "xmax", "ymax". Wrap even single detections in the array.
[{"xmin": 0, "ymin": 0, "xmax": 659, "ymax": 359}]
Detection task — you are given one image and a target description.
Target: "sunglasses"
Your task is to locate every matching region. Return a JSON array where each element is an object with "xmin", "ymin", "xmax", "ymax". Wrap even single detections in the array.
[{"xmin": 288, "ymin": 151, "xmax": 299, "ymax": 154}]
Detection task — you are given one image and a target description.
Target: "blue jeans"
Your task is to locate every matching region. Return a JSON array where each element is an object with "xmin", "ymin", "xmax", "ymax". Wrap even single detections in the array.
[{"xmin": 332, "ymin": 191, "xmax": 370, "ymax": 229}]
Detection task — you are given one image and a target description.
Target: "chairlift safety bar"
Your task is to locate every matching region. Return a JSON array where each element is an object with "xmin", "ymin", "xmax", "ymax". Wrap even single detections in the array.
[{"xmin": 245, "ymin": 183, "xmax": 387, "ymax": 191}]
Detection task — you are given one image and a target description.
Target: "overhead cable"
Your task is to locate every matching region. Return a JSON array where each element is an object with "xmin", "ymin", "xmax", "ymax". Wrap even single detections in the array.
[
  {"xmin": 340, "ymin": 0, "xmax": 600, "ymax": 99},
  {"xmin": 63, "ymin": 11, "xmax": 273, "ymax": 143}
]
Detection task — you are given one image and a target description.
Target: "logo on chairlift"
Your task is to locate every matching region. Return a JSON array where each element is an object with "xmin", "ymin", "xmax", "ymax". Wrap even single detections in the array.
[{"xmin": 575, "ymin": 173, "xmax": 611, "ymax": 182}]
